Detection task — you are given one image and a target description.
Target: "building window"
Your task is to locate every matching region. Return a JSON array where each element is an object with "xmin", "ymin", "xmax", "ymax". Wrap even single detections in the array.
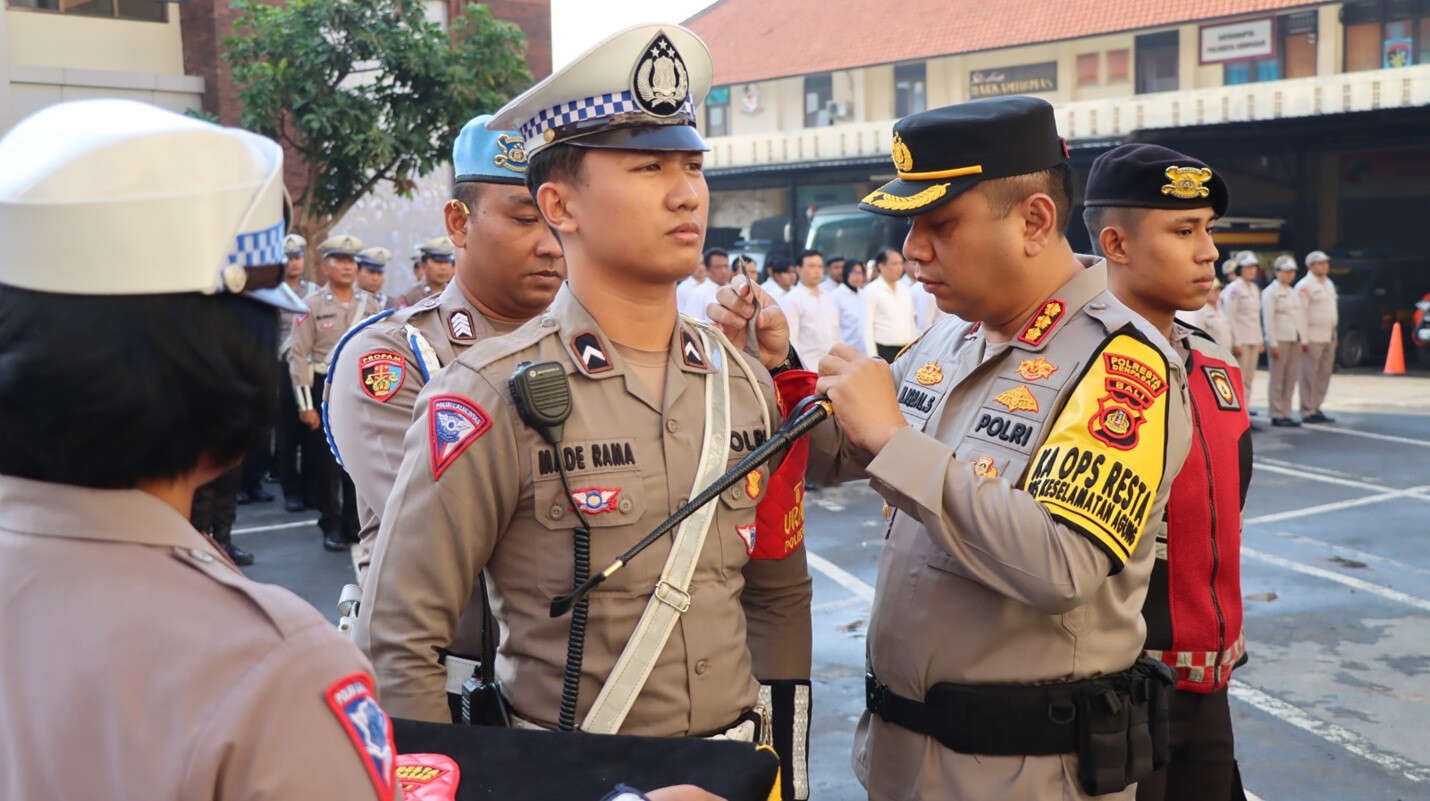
[
  {"xmin": 894, "ymin": 62, "xmax": 926, "ymax": 117},
  {"xmin": 1343, "ymin": 0, "xmax": 1430, "ymax": 71},
  {"xmin": 1135, "ymin": 31, "xmax": 1180, "ymax": 94},
  {"xmin": 5, "ymin": 0, "xmax": 166, "ymax": 22},
  {"xmin": 1076, "ymin": 53, "xmax": 1100, "ymax": 86},
  {"xmin": 804, "ymin": 73, "xmax": 832, "ymax": 128},
  {"xmin": 1219, "ymin": 13, "xmax": 1320, "ymax": 84},
  {"xmin": 706, "ymin": 86, "xmax": 730, "ymax": 137},
  {"xmin": 1107, "ymin": 49, "xmax": 1131, "ymax": 81}
]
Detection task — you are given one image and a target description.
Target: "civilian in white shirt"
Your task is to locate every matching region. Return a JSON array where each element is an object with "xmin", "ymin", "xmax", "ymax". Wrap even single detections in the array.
[
  {"xmin": 821, "ymin": 255, "xmax": 845, "ymax": 293},
  {"xmin": 676, "ymin": 249, "xmax": 725, "ymax": 322},
  {"xmin": 760, "ymin": 255, "xmax": 796, "ymax": 301},
  {"xmin": 862, "ymin": 248, "xmax": 919, "ymax": 361},
  {"xmin": 780, "ymin": 249, "xmax": 842, "ymax": 367},
  {"xmin": 831, "ymin": 259, "xmax": 867, "ymax": 353},
  {"xmin": 733, "ymin": 253, "xmax": 759, "ymax": 286},
  {"xmin": 1296, "ymin": 250, "xmax": 1338, "ymax": 423}
]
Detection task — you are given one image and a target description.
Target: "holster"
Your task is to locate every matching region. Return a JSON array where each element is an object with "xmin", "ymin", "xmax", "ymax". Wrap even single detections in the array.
[{"xmin": 867, "ymin": 655, "xmax": 1176, "ymax": 796}]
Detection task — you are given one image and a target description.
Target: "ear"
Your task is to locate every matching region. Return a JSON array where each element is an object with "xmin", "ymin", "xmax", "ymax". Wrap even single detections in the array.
[
  {"xmin": 536, "ymin": 181, "xmax": 579, "ymax": 235},
  {"xmin": 1021, "ymin": 193, "xmax": 1058, "ymax": 256},
  {"xmin": 445, "ymin": 199, "xmax": 471, "ymax": 248},
  {"xmin": 1098, "ymin": 224, "xmax": 1134, "ymax": 266}
]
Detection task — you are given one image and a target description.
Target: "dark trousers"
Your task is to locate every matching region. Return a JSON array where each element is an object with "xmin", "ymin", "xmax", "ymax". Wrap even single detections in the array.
[
  {"xmin": 241, "ymin": 430, "xmax": 272, "ymax": 493},
  {"xmin": 1135, "ymin": 687, "xmax": 1245, "ymax": 801},
  {"xmin": 876, "ymin": 343, "xmax": 905, "ymax": 363},
  {"xmin": 300, "ymin": 375, "xmax": 359, "ymax": 539},
  {"xmin": 192, "ymin": 466, "xmax": 242, "ymax": 546},
  {"xmin": 276, "ymin": 363, "xmax": 305, "ymax": 503}
]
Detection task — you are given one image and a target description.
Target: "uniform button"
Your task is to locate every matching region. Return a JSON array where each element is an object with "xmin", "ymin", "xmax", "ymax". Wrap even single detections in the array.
[
  {"xmin": 190, "ymin": 548, "xmax": 214, "ymax": 563},
  {"xmin": 618, "ymin": 497, "xmax": 633, "ymax": 513},
  {"xmin": 695, "ymin": 659, "xmax": 710, "ymax": 675},
  {"xmin": 665, "ymin": 418, "xmax": 680, "ymax": 433},
  {"xmin": 677, "ymin": 497, "xmax": 689, "ymax": 508},
  {"xmin": 549, "ymin": 505, "xmax": 565, "ymax": 520},
  {"xmin": 1088, "ymin": 302, "xmax": 1106, "ymax": 311},
  {"xmin": 540, "ymin": 316, "xmax": 556, "ymax": 328}
]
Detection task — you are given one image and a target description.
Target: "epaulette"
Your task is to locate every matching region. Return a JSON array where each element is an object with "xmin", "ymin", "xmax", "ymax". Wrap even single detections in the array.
[{"xmin": 448, "ymin": 312, "xmax": 561, "ymax": 376}]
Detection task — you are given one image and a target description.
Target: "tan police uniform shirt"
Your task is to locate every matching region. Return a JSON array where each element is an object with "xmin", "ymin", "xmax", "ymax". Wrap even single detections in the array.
[
  {"xmin": 1296, "ymin": 274, "xmax": 1338, "ymax": 343},
  {"xmin": 279, "ymin": 278, "xmax": 319, "ymax": 357},
  {"xmin": 0, "ymin": 475, "xmax": 394, "ymax": 801},
  {"xmin": 808, "ymin": 260, "xmax": 1192, "ymax": 801},
  {"xmin": 400, "ymin": 281, "xmax": 443, "ymax": 308},
  {"xmin": 326, "ymin": 279, "xmax": 517, "ymax": 624},
  {"xmin": 1218, "ymin": 278, "xmax": 1262, "ymax": 348},
  {"xmin": 289, "ymin": 288, "xmax": 383, "ymax": 394},
  {"xmin": 356, "ymin": 286, "xmax": 813, "ymax": 733},
  {"xmin": 1261, "ymin": 281, "xmax": 1308, "ymax": 345}
]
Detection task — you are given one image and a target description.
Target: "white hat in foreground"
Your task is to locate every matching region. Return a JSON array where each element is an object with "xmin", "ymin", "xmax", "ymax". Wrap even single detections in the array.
[{"xmin": 0, "ymin": 99, "xmax": 304, "ymax": 312}]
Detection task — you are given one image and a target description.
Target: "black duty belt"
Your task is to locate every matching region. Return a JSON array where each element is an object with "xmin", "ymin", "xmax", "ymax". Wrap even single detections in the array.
[{"xmin": 866, "ymin": 656, "xmax": 1176, "ymax": 795}]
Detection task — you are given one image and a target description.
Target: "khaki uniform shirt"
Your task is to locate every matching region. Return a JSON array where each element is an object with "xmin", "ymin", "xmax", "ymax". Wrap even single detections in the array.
[
  {"xmin": 289, "ymin": 288, "xmax": 382, "ymax": 392},
  {"xmin": 357, "ymin": 286, "xmax": 812, "ymax": 732},
  {"xmin": 1295, "ymin": 274, "xmax": 1338, "ymax": 343},
  {"xmin": 325, "ymin": 281, "xmax": 515, "ymax": 656},
  {"xmin": 0, "ymin": 475, "xmax": 393, "ymax": 801},
  {"xmin": 809, "ymin": 260, "xmax": 1192, "ymax": 801},
  {"xmin": 1180, "ymin": 303, "xmax": 1232, "ymax": 353},
  {"xmin": 279, "ymin": 278, "xmax": 319, "ymax": 357},
  {"xmin": 1261, "ymin": 281, "xmax": 1308, "ymax": 344},
  {"xmin": 1218, "ymin": 278, "xmax": 1262, "ymax": 348},
  {"xmin": 400, "ymin": 282, "xmax": 442, "ymax": 308}
]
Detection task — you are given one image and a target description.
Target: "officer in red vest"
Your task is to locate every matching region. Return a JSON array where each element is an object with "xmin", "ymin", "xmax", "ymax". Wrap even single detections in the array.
[{"xmin": 1082, "ymin": 143, "xmax": 1251, "ymax": 801}]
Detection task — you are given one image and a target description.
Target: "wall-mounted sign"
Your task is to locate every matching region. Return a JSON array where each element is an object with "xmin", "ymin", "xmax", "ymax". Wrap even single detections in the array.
[
  {"xmin": 740, "ymin": 84, "xmax": 762, "ymax": 114},
  {"xmin": 706, "ymin": 86, "xmax": 731, "ymax": 106},
  {"xmin": 1200, "ymin": 18, "xmax": 1276, "ymax": 64},
  {"xmin": 968, "ymin": 62, "xmax": 1057, "ymax": 99}
]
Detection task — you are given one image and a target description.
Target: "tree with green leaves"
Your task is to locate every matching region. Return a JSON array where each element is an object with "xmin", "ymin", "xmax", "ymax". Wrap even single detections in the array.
[{"xmin": 223, "ymin": 0, "xmax": 532, "ymax": 248}]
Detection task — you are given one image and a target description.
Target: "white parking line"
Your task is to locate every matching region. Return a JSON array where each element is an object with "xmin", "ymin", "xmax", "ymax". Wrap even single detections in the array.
[
  {"xmin": 1244, "ymin": 490, "xmax": 1416, "ymax": 525},
  {"xmin": 1265, "ymin": 531, "xmax": 1430, "ymax": 579},
  {"xmin": 1251, "ymin": 460, "xmax": 1420, "ymax": 495},
  {"xmin": 807, "ymin": 552, "xmax": 875, "ymax": 602},
  {"xmin": 1228, "ymin": 681, "xmax": 1430, "ymax": 783},
  {"xmin": 1313, "ymin": 425, "xmax": 1430, "ymax": 450},
  {"xmin": 233, "ymin": 519, "xmax": 318, "ymax": 536},
  {"xmin": 1241, "ymin": 547, "xmax": 1430, "ymax": 613}
]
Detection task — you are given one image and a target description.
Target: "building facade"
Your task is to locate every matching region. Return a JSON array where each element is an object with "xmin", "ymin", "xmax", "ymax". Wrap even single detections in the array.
[{"xmin": 685, "ymin": 0, "xmax": 1430, "ymax": 282}]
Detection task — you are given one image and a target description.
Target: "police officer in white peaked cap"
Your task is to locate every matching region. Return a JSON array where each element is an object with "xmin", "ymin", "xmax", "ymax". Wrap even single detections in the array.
[{"xmin": 0, "ymin": 99, "xmax": 401, "ymax": 801}]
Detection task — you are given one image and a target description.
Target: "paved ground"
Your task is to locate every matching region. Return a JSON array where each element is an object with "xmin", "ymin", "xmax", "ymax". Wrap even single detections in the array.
[{"xmin": 234, "ymin": 367, "xmax": 1430, "ymax": 800}]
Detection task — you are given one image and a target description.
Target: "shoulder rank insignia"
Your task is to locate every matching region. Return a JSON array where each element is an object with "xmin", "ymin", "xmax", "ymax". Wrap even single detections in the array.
[
  {"xmin": 359, "ymin": 350, "xmax": 406, "ymax": 402},
  {"xmin": 1017, "ymin": 357, "xmax": 1058, "ymax": 381},
  {"xmin": 570, "ymin": 331, "xmax": 612, "ymax": 374},
  {"xmin": 1017, "ymin": 299, "xmax": 1065, "ymax": 346},
  {"xmin": 448, "ymin": 310, "xmax": 476, "ymax": 340},
  {"xmin": 994, "ymin": 385, "xmax": 1039, "ymax": 413},
  {"xmin": 915, "ymin": 359, "xmax": 944, "ymax": 386},
  {"xmin": 680, "ymin": 329, "xmax": 707, "ymax": 369},
  {"xmin": 1162, "ymin": 166, "xmax": 1213, "ymax": 200}
]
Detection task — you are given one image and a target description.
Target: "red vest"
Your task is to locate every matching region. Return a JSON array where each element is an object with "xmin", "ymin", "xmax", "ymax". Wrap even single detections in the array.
[{"xmin": 1142, "ymin": 330, "xmax": 1251, "ymax": 693}]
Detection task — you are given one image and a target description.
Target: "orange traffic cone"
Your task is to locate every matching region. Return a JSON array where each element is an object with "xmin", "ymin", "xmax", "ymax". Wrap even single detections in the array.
[{"xmin": 1383, "ymin": 322, "xmax": 1406, "ymax": 375}]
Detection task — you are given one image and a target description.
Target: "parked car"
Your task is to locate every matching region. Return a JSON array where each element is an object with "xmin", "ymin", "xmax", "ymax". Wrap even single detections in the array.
[{"xmin": 1325, "ymin": 253, "xmax": 1426, "ymax": 367}]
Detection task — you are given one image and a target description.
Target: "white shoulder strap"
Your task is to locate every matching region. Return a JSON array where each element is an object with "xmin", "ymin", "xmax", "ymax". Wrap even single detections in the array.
[
  {"xmin": 582, "ymin": 329, "xmax": 733, "ymax": 733},
  {"xmin": 404, "ymin": 323, "xmax": 442, "ymax": 379}
]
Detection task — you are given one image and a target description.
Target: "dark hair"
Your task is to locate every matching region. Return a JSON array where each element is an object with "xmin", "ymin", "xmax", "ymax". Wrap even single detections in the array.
[
  {"xmin": 874, "ymin": 247, "xmax": 902, "ymax": 266},
  {"xmin": 826, "ymin": 255, "xmax": 845, "ymax": 265},
  {"xmin": 797, "ymin": 249, "xmax": 823, "ymax": 266},
  {"xmin": 978, "ymin": 163, "xmax": 1073, "ymax": 235},
  {"xmin": 1080, "ymin": 205, "xmax": 1147, "ymax": 257},
  {"xmin": 0, "ymin": 287, "xmax": 279, "ymax": 488},
  {"xmin": 702, "ymin": 248, "xmax": 729, "ymax": 268},
  {"xmin": 525, "ymin": 143, "xmax": 589, "ymax": 201},
  {"xmin": 767, "ymin": 255, "xmax": 792, "ymax": 274},
  {"xmin": 843, "ymin": 259, "xmax": 867, "ymax": 290},
  {"xmin": 452, "ymin": 180, "xmax": 485, "ymax": 213}
]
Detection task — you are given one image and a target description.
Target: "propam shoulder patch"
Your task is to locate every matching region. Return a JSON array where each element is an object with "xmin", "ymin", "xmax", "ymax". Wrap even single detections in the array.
[
  {"xmin": 1020, "ymin": 329, "xmax": 1171, "ymax": 572},
  {"xmin": 324, "ymin": 672, "xmax": 396, "ymax": 801}
]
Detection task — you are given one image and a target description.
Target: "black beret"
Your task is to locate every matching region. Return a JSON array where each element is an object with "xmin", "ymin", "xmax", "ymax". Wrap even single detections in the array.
[
  {"xmin": 1085, "ymin": 143, "xmax": 1228, "ymax": 217},
  {"xmin": 860, "ymin": 96, "xmax": 1068, "ymax": 217}
]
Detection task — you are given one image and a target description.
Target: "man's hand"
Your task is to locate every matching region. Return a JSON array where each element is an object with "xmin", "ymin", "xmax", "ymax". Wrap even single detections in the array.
[
  {"xmin": 646, "ymin": 786, "xmax": 727, "ymax": 801},
  {"xmin": 707, "ymin": 275, "xmax": 789, "ymax": 370},
  {"xmin": 1271, "ymin": 345, "xmax": 1281, "ymax": 360},
  {"xmin": 299, "ymin": 409, "xmax": 321, "ymax": 430},
  {"xmin": 815, "ymin": 343, "xmax": 907, "ymax": 454}
]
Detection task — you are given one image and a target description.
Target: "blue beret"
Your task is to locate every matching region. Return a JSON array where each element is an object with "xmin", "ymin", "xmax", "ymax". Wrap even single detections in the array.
[{"xmin": 453, "ymin": 114, "xmax": 527, "ymax": 186}]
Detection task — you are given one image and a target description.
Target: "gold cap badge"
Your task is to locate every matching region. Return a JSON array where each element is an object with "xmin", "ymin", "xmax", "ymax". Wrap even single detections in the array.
[
  {"xmin": 891, "ymin": 132, "xmax": 913, "ymax": 173},
  {"xmin": 1162, "ymin": 166, "xmax": 1213, "ymax": 200}
]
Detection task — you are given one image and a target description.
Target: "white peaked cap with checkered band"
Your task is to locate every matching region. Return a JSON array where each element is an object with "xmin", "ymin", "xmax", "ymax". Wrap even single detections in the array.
[
  {"xmin": 0, "ymin": 99, "xmax": 305, "ymax": 312},
  {"xmin": 488, "ymin": 23, "xmax": 712, "ymax": 158}
]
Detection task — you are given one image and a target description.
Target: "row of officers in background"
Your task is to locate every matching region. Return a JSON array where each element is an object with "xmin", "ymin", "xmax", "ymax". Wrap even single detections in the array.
[{"xmin": 1183, "ymin": 249, "xmax": 1339, "ymax": 426}]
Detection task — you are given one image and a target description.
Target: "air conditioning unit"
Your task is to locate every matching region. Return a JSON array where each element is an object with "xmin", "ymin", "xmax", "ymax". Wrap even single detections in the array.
[{"xmin": 826, "ymin": 100, "xmax": 852, "ymax": 119}]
